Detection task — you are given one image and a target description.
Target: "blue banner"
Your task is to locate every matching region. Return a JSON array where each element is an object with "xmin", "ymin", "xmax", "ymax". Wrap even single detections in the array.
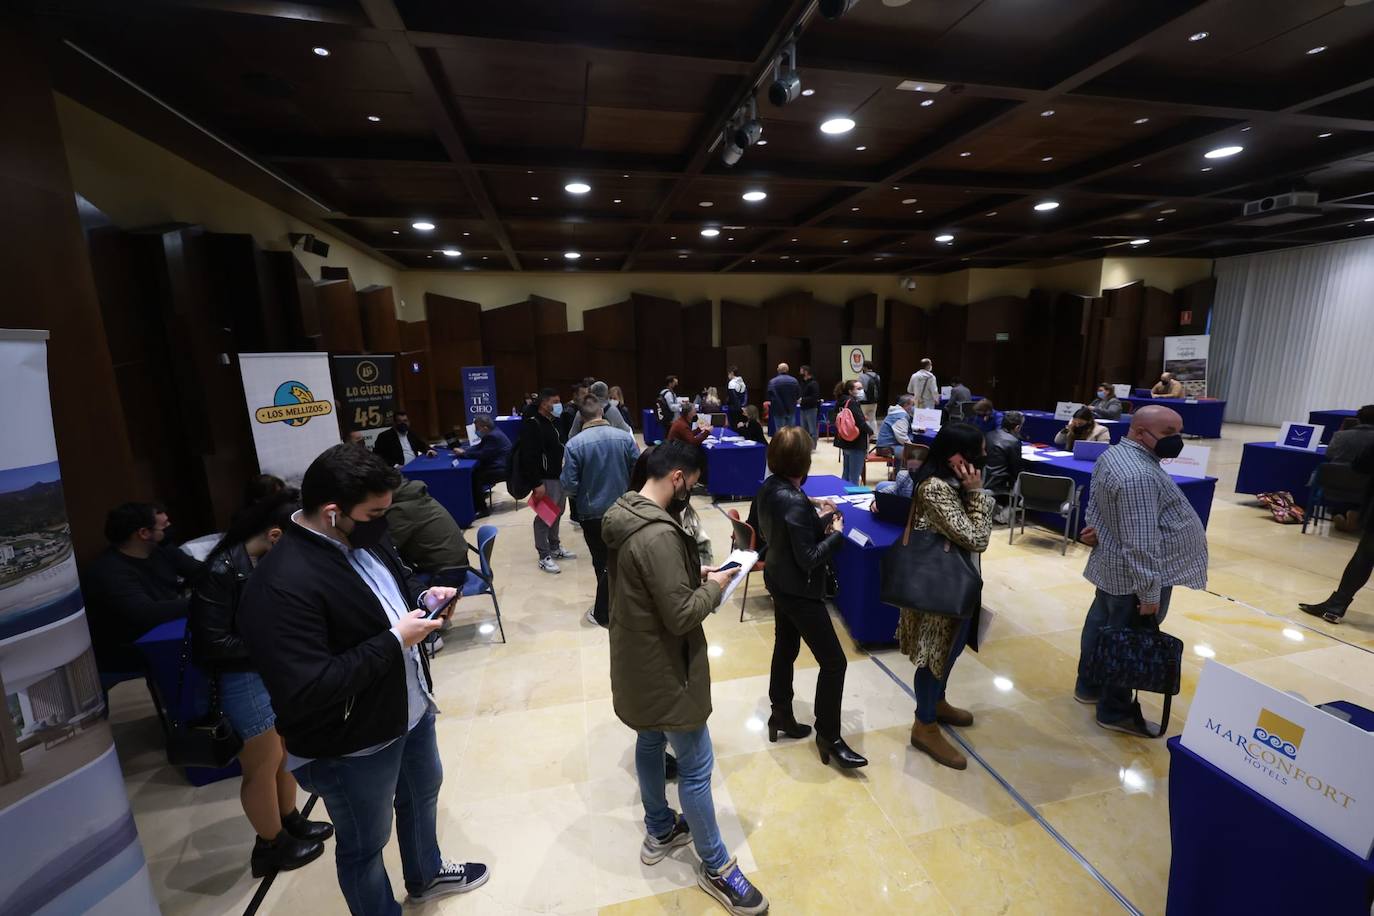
[{"xmin": 461, "ymin": 365, "xmax": 498, "ymax": 430}]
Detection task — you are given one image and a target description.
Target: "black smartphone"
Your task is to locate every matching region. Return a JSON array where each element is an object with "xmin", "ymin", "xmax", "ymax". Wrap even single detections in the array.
[
  {"xmin": 423, "ymin": 592, "xmax": 461, "ymax": 620},
  {"xmin": 715, "ymin": 561, "xmax": 742, "ymax": 572},
  {"xmin": 818, "ymin": 511, "xmax": 837, "ymax": 529}
]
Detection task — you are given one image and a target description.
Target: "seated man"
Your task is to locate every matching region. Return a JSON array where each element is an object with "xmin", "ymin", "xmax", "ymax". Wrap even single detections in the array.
[
  {"xmin": 1325, "ymin": 405, "xmax": 1374, "ymax": 530},
  {"xmin": 454, "ymin": 415, "xmax": 512, "ymax": 517},
  {"xmin": 385, "ymin": 478, "xmax": 470, "ymax": 585},
  {"xmin": 1089, "ymin": 383, "xmax": 1123, "ymax": 421},
  {"xmin": 984, "ymin": 411, "xmax": 1025, "ymax": 521},
  {"xmin": 968, "ymin": 398, "xmax": 1004, "ymax": 434},
  {"xmin": 373, "ymin": 410, "xmax": 437, "ymax": 467},
  {"xmin": 1151, "ymin": 372, "xmax": 1186, "ymax": 398},
  {"xmin": 875, "ymin": 395, "xmax": 917, "ymax": 457},
  {"xmin": 668, "ymin": 403, "xmax": 711, "ymax": 445},
  {"xmin": 81, "ymin": 502, "xmax": 203, "ymax": 671}
]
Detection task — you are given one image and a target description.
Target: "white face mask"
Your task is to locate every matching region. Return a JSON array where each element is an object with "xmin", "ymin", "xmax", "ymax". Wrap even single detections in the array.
[{"xmin": 609, "ymin": 399, "xmax": 618, "ymax": 407}]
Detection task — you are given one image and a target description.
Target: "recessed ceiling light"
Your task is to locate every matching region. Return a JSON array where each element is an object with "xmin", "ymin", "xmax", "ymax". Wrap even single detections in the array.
[
  {"xmin": 463, "ymin": 231, "xmax": 470, "ymax": 236},
  {"xmin": 1041, "ymin": 156, "xmax": 1054, "ymax": 162},
  {"xmin": 855, "ymin": 145, "xmax": 867, "ymax": 151},
  {"xmin": 959, "ymin": 151, "xmax": 972, "ymax": 157},
  {"xmin": 985, "ymin": 212, "xmax": 997, "ymax": 217},
  {"xmin": 801, "ymin": 88, "xmax": 815, "ymax": 97},
  {"xmin": 1034, "ymin": 200, "xmax": 1060, "ymax": 211},
  {"xmin": 613, "ymin": 198, "xmax": 622, "ymax": 203},
  {"xmin": 1204, "ymin": 145, "xmax": 1243, "ymax": 158},
  {"xmin": 391, "ymin": 230, "xmax": 400, "ymax": 235},
  {"xmin": 920, "ymin": 99, "xmax": 934, "ymax": 107},
  {"xmin": 426, "ymin": 255, "xmax": 432, "ymax": 259},
  {"xmin": 678, "ymin": 254, "xmax": 688, "ymax": 259},
  {"xmin": 916, "ymin": 209, "xmax": 924, "ymax": 213},
  {"xmin": 780, "ymin": 255, "xmax": 790, "ymax": 260},
  {"xmin": 1188, "ymin": 31, "xmax": 1209, "ymax": 42},
  {"xmin": 756, "ymin": 139, "xmax": 768, "ymax": 145},
  {"xmin": 1040, "ymin": 109, "xmax": 1055, "ymax": 117},
  {"xmin": 1307, "ymin": 45, "xmax": 1327, "ymax": 55},
  {"xmin": 312, "ymin": 46, "xmax": 330, "ymax": 56},
  {"xmin": 412, "ymin": 221, "xmax": 435, "ymax": 231},
  {"xmin": 1240, "ymin": 126, "xmax": 1251, "ymax": 131},
  {"xmin": 701, "ymin": 228, "xmax": 720, "ymax": 237},
  {"xmin": 1156, "ymin": 217, "xmax": 1166, "ymax": 221},
  {"xmin": 1134, "ymin": 117, "xmax": 1150, "ymax": 124},
  {"xmin": 792, "ymin": 237, "xmax": 798, "ymax": 241},
  {"xmin": 564, "ymin": 182, "xmax": 591, "ymax": 194},
  {"xmin": 1133, "ymin": 162, "xmax": 1143, "ymax": 167},
  {"xmin": 1318, "ymin": 132, "xmax": 1333, "ymax": 138},
  {"xmin": 529, "ymin": 195, "xmax": 539, "ymax": 201},
  {"xmin": 699, "ymin": 201, "xmax": 714, "ymax": 207},
  {"xmin": 670, "ymin": 236, "xmax": 677, "ymax": 240},
  {"xmin": 1162, "ymin": 208, "xmax": 1177, "ymax": 214},
  {"xmin": 1130, "ymin": 238, "xmax": 1150, "ymax": 246},
  {"xmin": 727, "ymin": 237, "xmax": 734, "ymax": 241},
  {"xmin": 481, "ymin": 256, "xmax": 487, "ymax": 260},
  {"xmin": 850, "ymin": 206, "xmax": 860, "ymax": 211},
  {"xmin": 441, "ymin": 249, "xmax": 461, "ymax": 257},
  {"xmin": 366, "ymin": 115, "xmax": 381, "ymax": 122},
  {"xmin": 935, "ymin": 233, "xmax": 954, "ymax": 242},
  {"xmin": 1364, "ymin": 216, "xmax": 1374, "ymax": 222},
  {"xmin": 820, "ymin": 117, "xmax": 856, "ymax": 134},
  {"xmin": 842, "ymin": 239, "xmax": 849, "ymax": 244},
  {"xmin": 742, "ymin": 190, "xmax": 767, "ymax": 202},
  {"xmin": 1200, "ymin": 167, "xmax": 1213, "ymax": 172},
  {"xmin": 564, "ymin": 251, "xmax": 581, "ymax": 260},
  {"xmin": 901, "ymin": 198, "xmax": 917, "ymax": 204}
]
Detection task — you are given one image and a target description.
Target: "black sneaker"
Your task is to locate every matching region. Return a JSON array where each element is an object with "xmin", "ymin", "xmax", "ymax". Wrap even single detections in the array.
[
  {"xmin": 1096, "ymin": 702, "xmax": 1159, "ymax": 739},
  {"xmin": 698, "ymin": 858, "xmax": 768, "ymax": 915},
  {"xmin": 640, "ymin": 813, "xmax": 692, "ymax": 865},
  {"xmin": 406, "ymin": 859, "xmax": 490, "ymax": 903}
]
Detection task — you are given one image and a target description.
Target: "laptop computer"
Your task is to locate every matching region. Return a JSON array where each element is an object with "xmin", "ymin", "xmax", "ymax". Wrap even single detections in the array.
[
  {"xmin": 873, "ymin": 489, "xmax": 913, "ymax": 525},
  {"xmin": 1072, "ymin": 440, "xmax": 1110, "ymax": 462}
]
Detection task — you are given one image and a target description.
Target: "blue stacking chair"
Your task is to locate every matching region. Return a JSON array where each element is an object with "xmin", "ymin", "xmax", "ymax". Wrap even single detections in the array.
[{"xmin": 460, "ymin": 525, "xmax": 506, "ymax": 643}]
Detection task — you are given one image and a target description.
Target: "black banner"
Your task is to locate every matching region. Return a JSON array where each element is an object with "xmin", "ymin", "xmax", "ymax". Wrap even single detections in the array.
[{"xmin": 330, "ymin": 354, "xmax": 397, "ymax": 435}]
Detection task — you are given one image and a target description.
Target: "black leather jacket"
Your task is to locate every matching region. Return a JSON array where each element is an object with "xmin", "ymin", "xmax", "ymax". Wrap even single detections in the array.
[
  {"xmin": 983, "ymin": 428, "xmax": 1023, "ymax": 495},
  {"xmin": 756, "ymin": 476, "xmax": 843, "ymax": 600},
  {"xmin": 188, "ymin": 543, "xmax": 255, "ymax": 672}
]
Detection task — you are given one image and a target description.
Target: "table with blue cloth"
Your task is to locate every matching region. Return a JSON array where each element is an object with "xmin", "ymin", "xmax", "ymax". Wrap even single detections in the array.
[
  {"xmin": 135, "ymin": 618, "xmax": 241, "ymax": 786},
  {"xmin": 402, "ymin": 449, "xmax": 477, "ymax": 528},
  {"xmin": 768, "ymin": 400, "xmax": 837, "ymax": 436},
  {"xmin": 703, "ymin": 436, "xmax": 766, "ymax": 500},
  {"xmin": 1121, "ymin": 396, "xmax": 1227, "ymax": 438},
  {"xmin": 494, "ymin": 415, "xmax": 523, "ymax": 444},
  {"xmin": 1235, "ymin": 441, "xmax": 1328, "ymax": 505},
  {"xmin": 1166, "ymin": 728, "xmax": 1374, "ymax": 915},
  {"xmin": 641, "ymin": 408, "xmax": 665, "ymax": 443},
  {"xmin": 1017, "ymin": 409, "xmax": 1126, "ymax": 446},
  {"xmin": 1309, "ymin": 409, "xmax": 1358, "ymax": 444},
  {"xmin": 801, "ymin": 474, "xmax": 905, "ymax": 644}
]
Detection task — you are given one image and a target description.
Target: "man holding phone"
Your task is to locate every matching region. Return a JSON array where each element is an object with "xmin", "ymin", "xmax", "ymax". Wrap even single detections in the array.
[{"xmin": 240, "ymin": 445, "xmax": 489, "ymax": 915}]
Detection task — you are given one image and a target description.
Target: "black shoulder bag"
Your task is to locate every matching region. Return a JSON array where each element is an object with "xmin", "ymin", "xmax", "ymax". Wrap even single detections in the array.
[
  {"xmin": 879, "ymin": 486, "xmax": 982, "ymax": 618},
  {"xmin": 1085, "ymin": 615, "xmax": 1183, "ymax": 737},
  {"xmin": 164, "ymin": 629, "xmax": 243, "ymax": 769}
]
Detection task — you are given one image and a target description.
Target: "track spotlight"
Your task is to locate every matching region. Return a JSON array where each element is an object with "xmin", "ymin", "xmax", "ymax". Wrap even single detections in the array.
[
  {"xmin": 733, "ymin": 99, "xmax": 763, "ymax": 148},
  {"xmin": 819, "ymin": 0, "xmax": 861, "ymax": 18},
  {"xmin": 721, "ymin": 136, "xmax": 744, "ymax": 167},
  {"xmin": 769, "ymin": 44, "xmax": 801, "ymax": 107}
]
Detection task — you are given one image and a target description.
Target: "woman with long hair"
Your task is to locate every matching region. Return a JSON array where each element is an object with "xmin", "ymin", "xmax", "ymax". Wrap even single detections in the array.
[
  {"xmin": 189, "ymin": 489, "xmax": 334, "ymax": 876},
  {"xmin": 755, "ymin": 427, "xmax": 866, "ymax": 769},
  {"xmin": 735, "ymin": 404, "xmax": 767, "ymax": 443},
  {"xmin": 898, "ymin": 422, "xmax": 994, "ymax": 771},
  {"xmin": 1055, "ymin": 405, "xmax": 1110, "ymax": 449},
  {"xmin": 607, "ymin": 385, "xmax": 632, "ymax": 427},
  {"xmin": 830, "ymin": 379, "xmax": 869, "ymax": 484}
]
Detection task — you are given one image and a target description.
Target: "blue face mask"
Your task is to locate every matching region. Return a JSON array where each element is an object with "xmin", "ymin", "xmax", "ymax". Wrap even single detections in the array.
[{"xmin": 551, "ymin": 402, "xmax": 563, "ymax": 418}]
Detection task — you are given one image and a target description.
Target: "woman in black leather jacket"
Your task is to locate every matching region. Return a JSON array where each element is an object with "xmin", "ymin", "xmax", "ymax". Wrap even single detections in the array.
[
  {"xmin": 755, "ymin": 427, "xmax": 868, "ymax": 770},
  {"xmin": 189, "ymin": 489, "xmax": 333, "ymax": 877}
]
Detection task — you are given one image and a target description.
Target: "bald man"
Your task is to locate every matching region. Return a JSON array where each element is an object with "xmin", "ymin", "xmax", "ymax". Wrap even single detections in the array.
[
  {"xmin": 907, "ymin": 358, "xmax": 938, "ymax": 410},
  {"xmin": 766, "ymin": 363, "xmax": 800, "ymax": 430},
  {"xmin": 1151, "ymin": 372, "xmax": 1185, "ymax": 398},
  {"xmin": 1074, "ymin": 405, "xmax": 1208, "ymax": 737}
]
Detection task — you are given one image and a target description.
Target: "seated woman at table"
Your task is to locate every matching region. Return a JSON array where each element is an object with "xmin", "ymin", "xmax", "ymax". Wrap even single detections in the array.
[
  {"xmin": 734, "ymin": 403, "xmax": 767, "ymax": 443},
  {"xmin": 755, "ymin": 427, "xmax": 866, "ymax": 770},
  {"xmin": 899, "ymin": 422, "xmax": 993, "ymax": 771},
  {"xmin": 695, "ymin": 386, "xmax": 722, "ymax": 414},
  {"xmin": 830, "ymin": 379, "xmax": 870, "ymax": 484},
  {"xmin": 1089, "ymin": 383, "xmax": 1123, "ymax": 421},
  {"xmin": 188, "ymin": 490, "xmax": 334, "ymax": 877},
  {"xmin": 1055, "ymin": 406, "xmax": 1111, "ymax": 449}
]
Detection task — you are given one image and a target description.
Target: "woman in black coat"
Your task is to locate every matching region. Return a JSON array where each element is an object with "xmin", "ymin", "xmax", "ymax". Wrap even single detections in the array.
[
  {"xmin": 755, "ymin": 427, "xmax": 867, "ymax": 770},
  {"xmin": 830, "ymin": 379, "xmax": 869, "ymax": 484},
  {"xmin": 734, "ymin": 403, "xmax": 767, "ymax": 443},
  {"xmin": 189, "ymin": 490, "xmax": 333, "ymax": 876}
]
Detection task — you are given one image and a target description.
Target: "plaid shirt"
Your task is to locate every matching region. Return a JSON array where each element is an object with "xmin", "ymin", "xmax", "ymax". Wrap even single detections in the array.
[{"xmin": 1083, "ymin": 438, "xmax": 1208, "ymax": 603}]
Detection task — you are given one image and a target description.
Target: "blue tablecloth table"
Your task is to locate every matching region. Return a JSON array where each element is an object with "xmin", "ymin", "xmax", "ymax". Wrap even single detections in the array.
[
  {"xmin": 1122, "ymin": 396, "xmax": 1227, "ymax": 438},
  {"xmin": 703, "ymin": 437, "xmax": 766, "ymax": 499},
  {"xmin": 641, "ymin": 408, "xmax": 665, "ymax": 443},
  {"xmin": 1309, "ymin": 409, "xmax": 1358, "ymax": 445},
  {"xmin": 769, "ymin": 400, "xmax": 836, "ymax": 436},
  {"xmin": 1235, "ymin": 441, "xmax": 1327, "ymax": 505},
  {"xmin": 494, "ymin": 415, "xmax": 523, "ymax": 444},
  {"xmin": 402, "ymin": 450, "xmax": 477, "ymax": 528}
]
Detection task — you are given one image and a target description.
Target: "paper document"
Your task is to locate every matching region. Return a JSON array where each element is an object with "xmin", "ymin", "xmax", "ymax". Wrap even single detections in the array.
[
  {"xmin": 1022, "ymin": 454, "xmax": 1051, "ymax": 462},
  {"xmin": 527, "ymin": 493, "xmax": 562, "ymax": 526},
  {"xmin": 717, "ymin": 549, "xmax": 759, "ymax": 608},
  {"xmin": 1044, "ymin": 450, "xmax": 1074, "ymax": 457}
]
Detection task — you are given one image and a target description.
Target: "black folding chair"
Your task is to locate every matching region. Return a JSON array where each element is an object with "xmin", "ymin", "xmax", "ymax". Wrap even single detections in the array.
[{"xmin": 1008, "ymin": 472, "xmax": 1080, "ymax": 554}]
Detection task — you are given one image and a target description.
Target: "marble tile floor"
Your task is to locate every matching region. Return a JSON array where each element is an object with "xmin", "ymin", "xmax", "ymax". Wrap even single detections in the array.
[{"xmin": 109, "ymin": 421, "xmax": 1374, "ymax": 915}]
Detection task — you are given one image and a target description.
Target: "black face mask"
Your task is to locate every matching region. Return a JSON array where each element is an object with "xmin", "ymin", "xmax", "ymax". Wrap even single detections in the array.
[
  {"xmin": 1151, "ymin": 433, "xmax": 1185, "ymax": 460},
  {"xmin": 669, "ymin": 479, "xmax": 691, "ymax": 516},
  {"xmin": 340, "ymin": 513, "xmax": 389, "ymax": 549},
  {"xmin": 395, "ymin": 423, "xmax": 409, "ymax": 435}
]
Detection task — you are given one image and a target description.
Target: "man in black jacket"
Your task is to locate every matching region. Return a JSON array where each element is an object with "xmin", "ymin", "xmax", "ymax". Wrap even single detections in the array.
[
  {"xmin": 984, "ymin": 410, "xmax": 1025, "ymax": 523},
  {"xmin": 372, "ymin": 410, "xmax": 436, "ymax": 467},
  {"xmin": 81, "ymin": 502, "xmax": 202, "ymax": 671},
  {"xmin": 517, "ymin": 387, "xmax": 577, "ymax": 574},
  {"xmin": 238, "ymin": 445, "xmax": 489, "ymax": 914},
  {"xmin": 797, "ymin": 365, "xmax": 821, "ymax": 449}
]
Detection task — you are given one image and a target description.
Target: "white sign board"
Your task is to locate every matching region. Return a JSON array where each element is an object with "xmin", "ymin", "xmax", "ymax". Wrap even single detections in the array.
[
  {"xmin": 940, "ymin": 386, "xmax": 952, "ymax": 400},
  {"xmin": 238, "ymin": 352, "xmax": 340, "ymax": 484},
  {"xmin": 1113, "ymin": 384, "xmax": 1131, "ymax": 399},
  {"xmin": 1182, "ymin": 661, "xmax": 1374, "ymax": 857},
  {"xmin": 911, "ymin": 408, "xmax": 943, "ymax": 432},
  {"xmin": 841, "ymin": 344, "xmax": 872, "ymax": 382},
  {"xmin": 1161, "ymin": 444, "xmax": 1211, "ymax": 479},
  {"xmin": 1276, "ymin": 422, "xmax": 1322, "ymax": 452},
  {"xmin": 1054, "ymin": 401, "xmax": 1085, "ymax": 420}
]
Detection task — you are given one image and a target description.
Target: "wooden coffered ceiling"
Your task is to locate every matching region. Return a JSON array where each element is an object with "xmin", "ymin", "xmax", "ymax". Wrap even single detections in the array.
[{"xmin": 32, "ymin": 0, "xmax": 1374, "ymax": 273}]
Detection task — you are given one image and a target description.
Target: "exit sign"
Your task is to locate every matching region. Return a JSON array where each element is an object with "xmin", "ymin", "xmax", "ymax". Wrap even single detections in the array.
[{"xmin": 995, "ymin": 332, "xmax": 1011, "ymax": 342}]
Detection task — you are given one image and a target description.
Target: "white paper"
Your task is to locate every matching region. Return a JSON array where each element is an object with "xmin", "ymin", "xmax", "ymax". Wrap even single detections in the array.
[
  {"xmin": 912, "ymin": 407, "xmax": 943, "ymax": 430},
  {"xmin": 1023, "ymin": 454, "xmax": 1052, "ymax": 462},
  {"xmin": 465, "ymin": 423, "xmax": 477, "ymax": 444},
  {"xmin": 1044, "ymin": 450, "xmax": 1074, "ymax": 457},
  {"xmin": 940, "ymin": 386, "xmax": 952, "ymax": 399},
  {"xmin": 717, "ymin": 549, "xmax": 759, "ymax": 607},
  {"xmin": 846, "ymin": 527, "xmax": 871, "ymax": 547},
  {"xmin": 976, "ymin": 606, "xmax": 996, "ymax": 647}
]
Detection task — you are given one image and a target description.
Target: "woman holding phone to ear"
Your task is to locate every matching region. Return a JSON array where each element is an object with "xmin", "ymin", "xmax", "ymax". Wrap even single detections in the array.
[{"xmin": 753, "ymin": 426, "xmax": 867, "ymax": 769}]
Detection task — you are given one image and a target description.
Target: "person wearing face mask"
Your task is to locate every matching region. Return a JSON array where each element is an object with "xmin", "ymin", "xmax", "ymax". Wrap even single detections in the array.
[
  {"xmin": 607, "ymin": 385, "xmax": 632, "ymax": 427},
  {"xmin": 453, "ymin": 415, "xmax": 512, "ymax": 518},
  {"xmin": 831, "ymin": 379, "xmax": 870, "ymax": 484},
  {"xmin": 876, "ymin": 394, "xmax": 918, "ymax": 457},
  {"xmin": 569, "ymin": 381, "xmax": 632, "ymax": 437},
  {"xmin": 1073, "ymin": 405, "xmax": 1207, "ymax": 738},
  {"xmin": 602, "ymin": 443, "xmax": 767, "ymax": 916},
  {"xmin": 237, "ymin": 445, "xmax": 487, "ymax": 914},
  {"xmin": 1089, "ymin": 383, "xmax": 1123, "ymax": 421},
  {"xmin": 1055, "ymin": 406, "xmax": 1110, "ymax": 449},
  {"xmin": 190, "ymin": 490, "xmax": 335, "ymax": 877},
  {"xmin": 516, "ymin": 387, "xmax": 577, "ymax": 574},
  {"xmin": 897, "ymin": 422, "xmax": 994, "ymax": 771},
  {"xmin": 372, "ymin": 409, "xmax": 437, "ymax": 468}
]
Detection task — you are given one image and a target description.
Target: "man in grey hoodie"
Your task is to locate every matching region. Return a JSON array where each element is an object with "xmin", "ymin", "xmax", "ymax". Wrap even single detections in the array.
[{"xmin": 569, "ymin": 380, "xmax": 633, "ymax": 438}]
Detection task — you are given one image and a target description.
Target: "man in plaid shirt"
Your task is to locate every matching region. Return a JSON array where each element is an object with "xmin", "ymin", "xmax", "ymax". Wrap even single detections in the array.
[{"xmin": 1074, "ymin": 406, "xmax": 1208, "ymax": 737}]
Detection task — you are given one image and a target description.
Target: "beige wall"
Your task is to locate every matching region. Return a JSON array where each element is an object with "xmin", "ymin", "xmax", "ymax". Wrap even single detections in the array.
[
  {"xmin": 1100, "ymin": 256, "xmax": 1214, "ymax": 293},
  {"xmin": 54, "ymin": 95, "xmax": 400, "ymax": 290}
]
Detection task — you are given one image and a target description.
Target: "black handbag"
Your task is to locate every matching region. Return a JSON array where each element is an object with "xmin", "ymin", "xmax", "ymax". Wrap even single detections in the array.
[
  {"xmin": 165, "ymin": 629, "xmax": 243, "ymax": 769},
  {"xmin": 879, "ymin": 488, "xmax": 982, "ymax": 618},
  {"xmin": 1085, "ymin": 616, "xmax": 1183, "ymax": 737}
]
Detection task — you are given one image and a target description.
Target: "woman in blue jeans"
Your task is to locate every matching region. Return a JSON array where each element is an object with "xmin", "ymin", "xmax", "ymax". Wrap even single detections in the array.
[
  {"xmin": 831, "ymin": 379, "xmax": 869, "ymax": 484},
  {"xmin": 190, "ymin": 490, "xmax": 334, "ymax": 876},
  {"xmin": 895, "ymin": 423, "xmax": 993, "ymax": 771}
]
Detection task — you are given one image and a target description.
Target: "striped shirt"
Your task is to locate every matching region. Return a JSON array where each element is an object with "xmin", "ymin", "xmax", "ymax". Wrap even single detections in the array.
[{"xmin": 1083, "ymin": 438, "xmax": 1208, "ymax": 604}]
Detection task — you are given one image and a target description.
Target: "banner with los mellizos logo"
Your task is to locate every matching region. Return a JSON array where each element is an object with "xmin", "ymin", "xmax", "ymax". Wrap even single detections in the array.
[
  {"xmin": 330, "ymin": 354, "xmax": 396, "ymax": 449},
  {"xmin": 238, "ymin": 352, "xmax": 339, "ymax": 483}
]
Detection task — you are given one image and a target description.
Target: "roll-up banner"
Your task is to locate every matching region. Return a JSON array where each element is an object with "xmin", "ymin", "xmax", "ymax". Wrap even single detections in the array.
[
  {"xmin": 330, "ymin": 354, "xmax": 397, "ymax": 449},
  {"xmin": 0, "ymin": 329, "xmax": 158, "ymax": 915},
  {"xmin": 238, "ymin": 352, "xmax": 340, "ymax": 483},
  {"xmin": 1163, "ymin": 334, "xmax": 1209, "ymax": 397},
  {"xmin": 462, "ymin": 366, "xmax": 498, "ymax": 439}
]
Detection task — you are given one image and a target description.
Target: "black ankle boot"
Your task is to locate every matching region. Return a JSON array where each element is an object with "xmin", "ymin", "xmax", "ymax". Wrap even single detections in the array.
[
  {"xmin": 283, "ymin": 808, "xmax": 334, "ymax": 842},
  {"xmin": 815, "ymin": 734, "xmax": 868, "ymax": 769},
  {"xmin": 250, "ymin": 832, "xmax": 325, "ymax": 879},
  {"xmin": 767, "ymin": 712, "xmax": 812, "ymax": 743},
  {"xmin": 1299, "ymin": 596, "xmax": 1349, "ymax": 623}
]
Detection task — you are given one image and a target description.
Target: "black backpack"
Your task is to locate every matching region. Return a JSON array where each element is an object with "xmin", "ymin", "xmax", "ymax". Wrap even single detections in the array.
[
  {"xmin": 506, "ymin": 427, "xmax": 543, "ymax": 501},
  {"xmin": 655, "ymin": 388, "xmax": 675, "ymax": 425}
]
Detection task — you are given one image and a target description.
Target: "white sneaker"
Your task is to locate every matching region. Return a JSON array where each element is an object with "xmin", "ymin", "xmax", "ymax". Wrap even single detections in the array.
[
  {"xmin": 539, "ymin": 556, "xmax": 561, "ymax": 574},
  {"xmin": 551, "ymin": 547, "xmax": 578, "ymax": 560},
  {"xmin": 585, "ymin": 607, "xmax": 607, "ymax": 629}
]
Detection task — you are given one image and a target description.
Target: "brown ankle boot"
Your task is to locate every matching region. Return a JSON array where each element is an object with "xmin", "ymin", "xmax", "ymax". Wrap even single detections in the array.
[
  {"xmin": 935, "ymin": 700, "xmax": 973, "ymax": 727},
  {"xmin": 910, "ymin": 719, "xmax": 967, "ymax": 770}
]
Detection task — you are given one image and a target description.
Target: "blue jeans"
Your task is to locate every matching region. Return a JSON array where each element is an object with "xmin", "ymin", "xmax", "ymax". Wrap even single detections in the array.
[
  {"xmin": 1075, "ymin": 587, "xmax": 1173, "ymax": 724},
  {"xmin": 635, "ymin": 725, "xmax": 728, "ymax": 871},
  {"xmin": 294, "ymin": 714, "xmax": 442, "ymax": 916},
  {"xmin": 914, "ymin": 614, "xmax": 972, "ymax": 724},
  {"xmin": 840, "ymin": 448, "xmax": 864, "ymax": 484},
  {"xmin": 799, "ymin": 407, "xmax": 819, "ymax": 447}
]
